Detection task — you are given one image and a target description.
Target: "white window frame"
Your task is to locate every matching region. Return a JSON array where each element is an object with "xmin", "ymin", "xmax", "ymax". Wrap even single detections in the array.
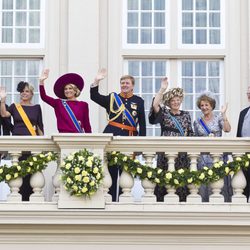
[
  {"xmin": 122, "ymin": 0, "xmax": 170, "ymax": 49},
  {"xmin": 0, "ymin": 0, "xmax": 45, "ymax": 48},
  {"xmin": 177, "ymin": 0, "xmax": 225, "ymax": 49}
]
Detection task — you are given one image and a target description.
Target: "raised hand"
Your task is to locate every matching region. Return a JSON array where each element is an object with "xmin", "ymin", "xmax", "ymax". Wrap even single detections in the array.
[
  {"xmin": 94, "ymin": 68, "xmax": 107, "ymax": 82},
  {"xmin": 0, "ymin": 86, "xmax": 7, "ymax": 100},
  {"xmin": 39, "ymin": 69, "xmax": 50, "ymax": 83},
  {"xmin": 220, "ymin": 102, "xmax": 228, "ymax": 115},
  {"xmin": 159, "ymin": 77, "xmax": 168, "ymax": 92}
]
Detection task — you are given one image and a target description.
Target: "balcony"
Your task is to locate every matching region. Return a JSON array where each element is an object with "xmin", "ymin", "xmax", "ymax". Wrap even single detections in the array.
[{"xmin": 0, "ymin": 135, "xmax": 250, "ymax": 250}]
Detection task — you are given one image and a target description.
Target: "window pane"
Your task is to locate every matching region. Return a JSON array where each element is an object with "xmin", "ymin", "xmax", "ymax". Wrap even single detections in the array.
[
  {"xmin": 210, "ymin": 0, "xmax": 220, "ymax": 10},
  {"xmin": 127, "ymin": 29, "xmax": 138, "ymax": 43},
  {"xmin": 209, "ymin": 13, "xmax": 220, "ymax": 27},
  {"xmin": 195, "ymin": 61, "xmax": 206, "ymax": 76},
  {"xmin": 133, "ymin": 78, "xmax": 140, "ymax": 93},
  {"xmin": 142, "ymin": 78, "xmax": 153, "ymax": 92},
  {"xmin": 142, "ymin": 61, "xmax": 153, "ymax": 76},
  {"xmin": 182, "ymin": 30, "xmax": 193, "ymax": 43},
  {"xmin": 128, "ymin": 61, "xmax": 140, "ymax": 76},
  {"xmin": 196, "ymin": 29, "xmax": 206, "ymax": 43},
  {"xmin": 1, "ymin": 61, "xmax": 12, "ymax": 75},
  {"xmin": 208, "ymin": 61, "xmax": 219, "ymax": 76},
  {"xmin": 195, "ymin": 78, "xmax": 206, "ymax": 92},
  {"xmin": 182, "ymin": 78, "xmax": 193, "ymax": 92},
  {"xmin": 16, "ymin": 12, "xmax": 27, "ymax": 26},
  {"xmin": 16, "ymin": 0, "xmax": 27, "ymax": 9},
  {"xmin": 182, "ymin": 13, "xmax": 193, "ymax": 27},
  {"xmin": 142, "ymin": 94, "xmax": 153, "ymax": 109},
  {"xmin": 3, "ymin": 0, "xmax": 13, "ymax": 9},
  {"xmin": 28, "ymin": 60, "xmax": 40, "ymax": 75},
  {"xmin": 196, "ymin": 0, "xmax": 206, "ymax": 10},
  {"xmin": 183, "ymin": 95, "xmax": 193, "ymax": 110},
  {"xmin": 154, "ymin": 29, "xmax": 165, "ymax": 43},
  {"xmin": 155, "ymin": 78, "xmax": 161, "ymax": 91},
  {"xmin": 2, "ymin": 28, "xmax": 13, "ymax": 42},
  {"xmin": 154, "ymin": 13, "xmax": 164, "ymax": 27},
  {"xmin": 141, "ymin": 13, "xmax": 152, "ymax": 27},
  {"xmin": 182, "ymin": 0, "xmax": 193, "ymax": 10},
  {"xmin": 196, "ymin": 13, "xmax": 206, "ymax": 27},
  {"xmin": 155, "ymin": 61, "xmax": 166, "ymax": 76},
  {"xmin": 0, "ymin": 77, "xmax": 12, "ymax": 91},
  {"xmin": 29, "ymin": 28, "xmax": 40, "ymax": 42},
  {"xmin": 141, "ymin": 0, "xmax": 152, "ymax": 10},
  {"xmin": 2, "ymin": 12, "xmax": 13, "ymax": 26},
  {"xmin": 29, "ymin": 12, "xmax": 40, "ymax": 26},
  {"xmin": 154, "ymin": 0, "xmax": 165, "ymax": 10},
  {"xmin": 15, "ymin": 28, "xmax": 26, "ymax": 42},
  {"xmin": 141, "ymin": 29, "xmax": 152, "ymax": 43},
  {"xmin": 209, "ymin": 30, "xmax": 220, "ymax": 44},
  {"xmin": 209, "ymin": 78, "xmax": 220, "ymax": 93},
  {"xmin": 14, "ymin": 61, "xmax": 26, "ymax": 75},
  {"xmin": 182, "ymin": 61, "xmax": 193, "ymax": 76},
  {"xmin": 128, "ymin": 13, "xmax": 138, "ymax": 27},
  {"xmin": 29, "ymin": 0, "xmax": 40, "ymax": 10}
]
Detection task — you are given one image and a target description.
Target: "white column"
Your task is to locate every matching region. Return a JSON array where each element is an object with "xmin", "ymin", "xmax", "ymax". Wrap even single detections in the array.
[
  {"xmin": 209, "ymin": 153, "xmax": 224, "ymax": 203},
  {"xmin": 103, "ymin": 154, "xmax": 112, "ymax": 202},
  {"xmin": 164, "ymin": 153, "xmax": 179, "ymax": 203},
  {"xmin": 52, "ymin": 157, "xmax": 61, "ymax": 202},
  {"xmin": 119, "ymin": 153, "xmax": 134, "ymax": 202},
  {"xmin": 7, "ymin": 151, "xmax": 22, "ymax": 202},
  {"xmin": 231, "ymin": 153, "xmax": 247, "ymax": 203},
  {"xmin": 141, "ymin": 153, "xmax": 156, "ymax": 202},
  {"xmin": 186, "ymin": 153, "xmax": 201, "ymax": 203}
]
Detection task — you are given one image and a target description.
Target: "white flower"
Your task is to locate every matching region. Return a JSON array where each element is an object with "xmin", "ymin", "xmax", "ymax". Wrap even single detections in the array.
[
  {"xmin": 83, "ymin": 176, "xmax": 90, "ymax": 183},
  {"xmin": 29, "ymin": 162, "xmax": 33, "ymax": 166},
  {"xmin": 199, "ymin": 173, "xmax": 205, "ymax": 180},
  {"xmin": 137, "ymin": 168, "xmax": 142, "ymax": 174},
  {"xmin": 75, "ymin": 175, "xmax": 82, "ymax": 181},
  {"xmin": 33, "ymin": 157, "xmax": 37, "ymax": 162},
  {"xmin": 14, "ymin": 173, "xmax": 18, "ymax": 178},
  {"xmin": 86, "ymin": 160, "xmax": 93, "ymax": 167},
  {"xmin": 81, "ymin": 170, "xmax": 88, "ymax": 176},
  {"xmin": 6, "ymin": 174, "xmax": 11, "ymax": 181},
  {"xmin": 187, "ymin": 178, "xmax": 193, "ymax": 183},
  {"xmin": 65, "ymin": 163, "xmax": 71, "ymax": 169},
  {"xmin": 93, "ymin": 167, "xmax": 99, "ymax": 174},
  {"xmin": 0, "ymin": 168, "xmax": 3, "ymax": 174},
  {"xmin": 88, "ymin": 156, "xmax": 94, "ymax": 161},
  {"xmin": 165, "ymin": 172, "xmax": 172, "ymax": 179},
  {"xmin": 208, "ymin": 170, "xmax": 213, "ymax": 176},
  {"xmin": 174, "ymin": 179, "xmax": 179, "ymax": 185},
  {"xmin": 74, "ymin": 167, "xmax": 81, "ymax": 174},
  {"xmin": 78, "ymin": 156, "xmax": 84, "ymax": 161},
  {"xmin": 81, "ymin": 187, "xmax": 88, "ymax": 193},
  {"xmin": 147, "ymin": 171, "xmax": 152, "ymax": 178},
  {"xmin": 178, "ymin": 169, "xmax": 184, "ymax": 174},
  {"xmin": 157, "ymin": 169, "xmax": 163, "ymax": 174},
  {"xmin": 123, "ymin": 156, "xmax": 128, "ymax": 162},
  {"xmin": 67, "ymin": 155, "xmax": 74, "ymax": 161}
]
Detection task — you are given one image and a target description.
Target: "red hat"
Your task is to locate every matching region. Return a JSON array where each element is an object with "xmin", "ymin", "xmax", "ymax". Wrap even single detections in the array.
[{"xmin": 54, "ymin": 73, "xmax": 84, "ymax": 99}]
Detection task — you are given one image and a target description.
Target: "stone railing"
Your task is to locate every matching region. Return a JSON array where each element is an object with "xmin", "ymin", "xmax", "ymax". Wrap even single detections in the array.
[{"xmin": 0, "ymin": 134, "xmax": 249, "ymax": 208}]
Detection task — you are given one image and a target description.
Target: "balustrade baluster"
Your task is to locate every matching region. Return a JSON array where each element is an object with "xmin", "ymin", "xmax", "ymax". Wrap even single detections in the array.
[
  {"xmin": 119, "ymin": 152, "xmax": 134, "ymax": 202},
  {"xmin": 103, "ymin": 154, "xmax": 112, "ymax": 202},
  {"xmin": 52, "ymin": 156, "xmax": 61, "ymax": 202},
  {"xmin": 7, "ymin": 151, "xmax": 22, "ymax": 202},
  {"xmin": 186, "ymin": 153, "xmax": 201, "ymax": 203},
  {"xmin": 231, "ymin": 153, "xmax": 247, "ymax": 203},
  {"xmin": 164, "ymin": 153, "xmax": 179, "ymax": 203},
  {"xmin": 141, "ymin": 153, "xmax": 156, "ymax": 202}
]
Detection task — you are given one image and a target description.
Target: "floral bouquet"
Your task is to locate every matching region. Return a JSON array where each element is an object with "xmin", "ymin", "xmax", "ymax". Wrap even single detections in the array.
[{"xmin": 60, "ymin": 149, "xmax": 104, "ymax": 197}]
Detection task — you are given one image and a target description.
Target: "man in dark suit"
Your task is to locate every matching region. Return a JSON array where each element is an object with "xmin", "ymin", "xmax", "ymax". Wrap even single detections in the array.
[
  {"xmin": 90, "ymin": 68, "xmax": 146, "ymax": 201},
  {"xmin": 237, "ymin": 86, "xmax": 250, "ymax": 200}
]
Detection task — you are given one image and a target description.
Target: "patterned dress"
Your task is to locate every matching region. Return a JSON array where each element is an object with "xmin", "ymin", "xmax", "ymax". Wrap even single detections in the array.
[
  {"xmin": 194, "ymin": 114, "xmax": 233, "ymax": 202},
  {"xmin": 149, "ymin": 103, "xmax": 194, "ymax": 202}
]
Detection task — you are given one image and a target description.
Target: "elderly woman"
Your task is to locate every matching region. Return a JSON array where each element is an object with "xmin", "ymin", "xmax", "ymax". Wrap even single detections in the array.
[
  {"xmin": 149, "ymin": 77, "xmax": 193, "ymax": 201},
  {"xmin": 39, "ymin": 69, "xmax": 91, "ymax": 133},
  {"xmin": 194, "ymin": 91, "xmax": 231, "ymax": 202},
  {"xmin": 0, "ymin": 81, "xmax": 44, "ymax": 201}
]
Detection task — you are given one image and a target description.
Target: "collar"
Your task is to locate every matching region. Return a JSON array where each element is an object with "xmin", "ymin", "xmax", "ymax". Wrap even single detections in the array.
[{"xmin": 119, "ymin": 92, "xmax": 134, "ymax": 99}]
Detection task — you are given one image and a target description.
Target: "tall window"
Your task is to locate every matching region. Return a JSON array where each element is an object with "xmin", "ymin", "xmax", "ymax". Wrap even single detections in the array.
[
  {"xmin": 180, "ymin": 0, "xmax": 224, "ymax": 47},
  {"xmin": 180, "ymin": 60, "xmax": 224, "ymax": 121},
  {"xmin": 125, "ymin": 60, "xmax": 169, "ymax": 136},
  {"xmin": 0, "ymin": 0, "xmax": 44, "ymax": 47},
  {"xmin": 124, "ymin": 0, "xmax": 168, "ymax": 48},
  {"xmin": 0, "ymin": 59, "xmax": 43, "ymax": 104}
]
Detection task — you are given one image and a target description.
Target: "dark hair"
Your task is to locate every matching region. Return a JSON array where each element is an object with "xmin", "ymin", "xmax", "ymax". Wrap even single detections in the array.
[{"xmin": 17, "ymin": 81, "xmax": 29, "ymax": 93}]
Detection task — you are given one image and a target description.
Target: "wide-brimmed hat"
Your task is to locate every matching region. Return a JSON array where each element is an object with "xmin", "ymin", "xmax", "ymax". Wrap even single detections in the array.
[
  {"xmin": 163, "ymin": 87, "xmax": 184, "ymax": 106},
  {"xmin": 54, "ymin": 73, "xmax": 84, "ymax": 99}
]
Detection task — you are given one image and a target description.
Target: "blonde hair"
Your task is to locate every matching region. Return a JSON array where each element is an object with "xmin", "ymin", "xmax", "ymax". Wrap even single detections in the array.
[{"xmin": 65, "ymin": 84, "xmax": 81, "ymax": 97}]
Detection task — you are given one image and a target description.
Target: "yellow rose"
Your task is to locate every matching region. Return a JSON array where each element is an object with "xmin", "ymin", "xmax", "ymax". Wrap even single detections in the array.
[
  {"xmin": 83, "ymin": 176, "xmax": 90, "ymax": 183},
  {"xmin": 75, "ymin": 175, "xmax": 82, "ymax": 181},
  {"xmin": 33, "ymin": 157, "xmax": 37, "ymax": 161},
  {"xmin": 74, "ymin": 167, "xmax": 81, "ymax": 174},
  {"xmin": 225, "ymin": 167, "xmax": 230, "ymax": 174},
  {"xmin": 93, "ymin": 167, "xmax": 99, "ymax": 174},
  {"xmin": 78, "ymin": 156, "xmax": 84, "ymax": 161},
  {"xmin": 178, "ymin": 169, "xmax": 184, "ymax": 174},
  {"xmin": 6, "ymin": 174, "xmax": 11, "ymax": 181},
  {"xmin": 219, "ymin": 161, "xmax": 224, "ymax": 166},
  {"xmin": 245, "ymin": 161, "xmax": 249, "ymax": 167},
  {"xmin": 208, "ymin": 170, "xmax": 213, "ymax": 176},
  {"xmin": 247, "ymin": 154, "xmax": 250, "ymax": 159},
  {"xmin": 67, "ymin": 155, "xmax": 74, "ymax": 161},
  {"xmin": 134, "ymin": 159, "xmax": 140, "ymax": 163},
  {"xmin": 39, "ymin": 154, "xmax": 45, "ymax": 158},
  {"xmin": 154, "ymin": 178, "xmax": 160, "ymax": 183},
  {"xmin": 213, "ymin": 163, "xmax": 220, "ymax": 168},
  {"xmin": 157, "ymin": 169, "xmax": 163, "ymax": 174},
  {"xmin": 137, "ymin": 168, "xmax": 142, "ymax": 174},
  {"xmin": 88, "ymin": 156, "xmax": 94, "ymax": 161},
  {"xmin": 96, "ymin": 173, "xmax": 101, "ymax": 179},
  {"xmin": 236, "ymin": 157, "xmax": 242, "ymax": 161},
  {"xmin": 81, "ymin": 187, "xmax": 88, "ymax": 193},
  {"xmin": 67, "ymin": 177, "xmax": 72, "ymax": 184},
  {"xmin": 47, "ymin": 156, "xmax": 51, "ymax": 161},
  {"xmin": 81, "ymin": 170, "xmax": 88, "ymax": 176},
  {"xmin": 203, "ymin": 167, "xmax": 208, "ymax": 170},
  {"xmin": 90, "ymin": 180, "xmax": 95, "ymax": 186},
  {"xmin": 123, "ymin": 156, "xmax": 128, "ymax": 161},
  {"xmin": 29, "ymin": 162, "xmax": 33, "ymax": 166},
  {"xmin": 187, "ymin": 178, "xmax": 193, "ymax": 183},
  {"xmin": 114, "ymin": 157, "xmax": 118, "ymax": 163},
  {"xmin": 86, "ymin": 160, "xmax": 93, "ymax": 167},
  {"xmin": 72, "ymin": 185, "xmax": 78, "ymax": 191},
  {"xmin": 65, "ymin": 163, "xmax": 71, "ymax": 169},
  {"xmin": 199, "ymin": 173, "xmax": 205, "ymax": 180},
  {"xmin": 27, "ymin": 167, "xmax": 31, "ymax": 172},
  {"xmin": 174, "ymin": 179, "xmax": 179, "ymax": 185},
  {"xmin": 147, "ymin": 171, "xmax": 152, "ymax": 178},
  {"xmin": 165, "ymin": 172, "xmax": 172, "ymax": 179},
  {"xmin": 0, "ymin": 168, "xmax": 3, "ymax": 174},
  {"xmin": 111, "ymin": 151, "xmax": 116, "ymax": 155},
  {"xmin": 14, "ymin": 173, "xmax": 18, "ymax": 178}
]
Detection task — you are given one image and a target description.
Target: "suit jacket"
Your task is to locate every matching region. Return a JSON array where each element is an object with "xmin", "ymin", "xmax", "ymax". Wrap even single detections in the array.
[
  {"xmin": 237, "ymin": 106, "xmax": 250, "ymax": 137},
  {"xmin": 90, "ymin": 86, "xmax": 146, "ymax": 136},
  {"xmin": 0, "ymin": 104, "xmax": 13, "ymax": 135}
]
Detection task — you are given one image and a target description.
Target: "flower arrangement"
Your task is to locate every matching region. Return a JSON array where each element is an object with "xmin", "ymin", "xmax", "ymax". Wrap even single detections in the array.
[
  {"xmin": 107, "ymin": 152, "xmax": 250, "ymax": 187},
  {"xmin": 0, "ymin": 152, "xmax": 58, "ymax": 183},
  {"xmin": 60, "ymin": 149, "xmax": 104, "ymax": 197}
]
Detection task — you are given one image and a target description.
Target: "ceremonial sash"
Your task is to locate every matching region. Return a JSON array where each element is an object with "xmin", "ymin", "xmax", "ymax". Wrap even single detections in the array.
[
  {"xmin": 199, "ymin": 118, "xmax": 211, "ymax": 136},
  {"xmin": 169, "ymin": 115, "xmax": 185, "ymax": 136},
  {"xmin": 15, "ymin": 103, "xmax": 36, "ymax": 136},
  {"xmin": 110, "ymin": 92, "xmax": 136, "ymax": 127},
  {"xmin": 61, "ymin": 100, "xmax": 84, "ymax": 133}
]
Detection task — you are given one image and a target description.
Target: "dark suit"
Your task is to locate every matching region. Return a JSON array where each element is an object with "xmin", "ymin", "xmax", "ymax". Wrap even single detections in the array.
[
  {"xmin": 0, "ymin": 104, "xmax": 13, "ymax": 135},
  {"xmin": 236, "ymin": 106, "xmax": 250, "ymax": 200},
  {"xmin": 91, "ymin": 86, "xmax": 146, "ymax": 200}
]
